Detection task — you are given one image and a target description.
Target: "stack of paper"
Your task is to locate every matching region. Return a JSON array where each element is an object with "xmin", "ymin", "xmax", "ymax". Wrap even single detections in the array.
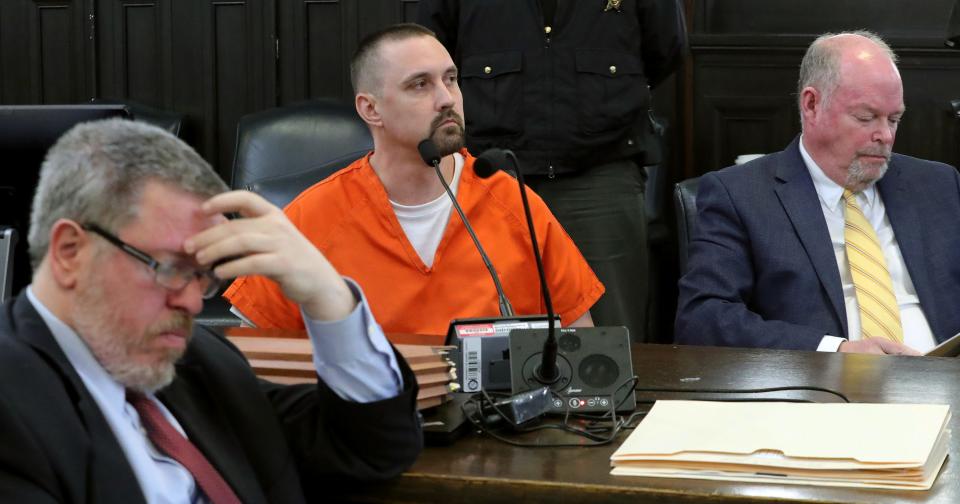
[
  {"xmin": 611, "ymin": 401, "xmax": 950, "ymax": 490},
  {"xmin": 228, "ymin": 336, "xmax": 456, "ymax": 411}
]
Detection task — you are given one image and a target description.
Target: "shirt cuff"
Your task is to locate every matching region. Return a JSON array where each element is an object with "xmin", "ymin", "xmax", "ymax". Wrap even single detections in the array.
[
  {"xmin": 302, "ymin": 278, "xmax": 404, "ymax": 403},
  {"xmin": 817, "ymin": 335, "xmax": 846, "ymax": 352}
]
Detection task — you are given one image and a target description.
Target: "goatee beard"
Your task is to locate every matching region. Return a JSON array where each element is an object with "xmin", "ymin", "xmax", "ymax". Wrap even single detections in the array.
[
  {"xmin": 429, "ymin": 109, "xmax": 465, "ymax": 157},
  {"xmin": 845, "ymin": 155, "xmax": 889, "ymax": 192}
]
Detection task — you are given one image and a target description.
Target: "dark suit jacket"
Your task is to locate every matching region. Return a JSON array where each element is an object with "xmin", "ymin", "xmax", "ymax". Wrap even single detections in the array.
[
  {"xmin": 675, "ymin": 137, "xmax": 960, "ymax": 350},
  {"xmin": 0, "ymin": 294, "xmax": 422, "ymax": 503}
]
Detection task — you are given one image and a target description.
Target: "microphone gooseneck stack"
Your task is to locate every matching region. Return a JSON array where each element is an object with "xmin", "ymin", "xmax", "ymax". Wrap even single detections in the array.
[
  {"xmin": 424, "ymin": 140, "xmax": 558, "ymax": 395},
  {"xmin": 417, "ymin": 139, "xmax": 514, "ymax": 317},
  {"xmin": 477, "ymin": 148, "xmax": 636, "ymax": 415},
  {"xmin": 474, "ymin": 149, "xmax": 559, "ymax": 384}
]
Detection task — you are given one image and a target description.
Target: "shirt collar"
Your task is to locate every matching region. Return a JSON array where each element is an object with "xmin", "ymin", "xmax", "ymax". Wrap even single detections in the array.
[
  {"xmin": 798, "ymin": 135, "xmax": 878, "ymax": 212},
  {"xmin": 25, "ymin": 286, "xmax": 128, "ymax": 417}
]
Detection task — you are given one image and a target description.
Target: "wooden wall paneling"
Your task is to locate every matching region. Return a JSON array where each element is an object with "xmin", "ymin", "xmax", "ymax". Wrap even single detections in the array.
[
  {"xmin": 678, "ymin": 0, "xmax": 695, "ymax": 180},
  {"xmin": 0, "ymin": 1, "xmax": 9, "ymax": 103},
  {"xmin": 278, "ymin": 0, "xmax": 352, "ymax": 104},
  {"xmin": 703, "ymin": 95, "xmax": 796, "ymax": 169},
  {"xmin": 894, "ymin": 51, "xmax": 960, "ymax": 167},
  {"xmin": 210, "ymin": 0, "xmax": 273, "ymax": 176},
  {"xmin": 168, "ymin": 0, "xmax": 210, "ymax": 158},
  {"xmin": 691, "ymin": 49, "xmax": 800, "ymax": 174},
  {"xmin": 694, "ymin": 0, "xmax": 955, "ymax": 39},
  {"xmin": 277, "ymin": 0, "xmax": 416, "ymax": 104},
  {"xmin": 6, "ymin": 0, "xmax": 95, "ymax": 104},
  {"xmin": 353, "ymin": 0, "xmax": 400, "ymax": 42},
  {"xmin": 34, "ymin": 2, "xmax": 74, "ymax": 102},
  {"xmin": 304, "ymin": 0, "xmax": 350, "ymax": 101},
  {"xmin": 181, "ymin": 0, "xmax": 274, "ymax": 178},
  {"xmin": 8, "ymin": 0, "xmax": 40, "ymax": 102},
  {"xmin": 211, "ymin": 0, "xmax": 252, "ymax": 172},
  {"xmin": 41, "ymin": 0, "xmax": 93, "ymax": 102},
  {"xmin": 400, "ymin": 0, "xmax": 419, "ymax": 23},
  {"xmin": 97, "ymin": 0, "xmax": 174, "ymax": 108}
]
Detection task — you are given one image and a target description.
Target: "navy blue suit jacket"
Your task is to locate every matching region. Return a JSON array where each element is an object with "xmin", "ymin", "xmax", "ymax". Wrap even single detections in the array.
[{"xmin": 675, "ymin": 137, "xmax": 960, "ymax": 350}]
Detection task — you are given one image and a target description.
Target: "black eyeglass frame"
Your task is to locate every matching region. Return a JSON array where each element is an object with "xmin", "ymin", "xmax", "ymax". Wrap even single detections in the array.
[{"xmin": 81, "ymin": 223, "xmax": 222, "ymax": 299}]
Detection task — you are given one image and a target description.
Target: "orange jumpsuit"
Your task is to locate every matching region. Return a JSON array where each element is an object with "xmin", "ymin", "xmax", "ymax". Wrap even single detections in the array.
[{"xmin": 225, "ymin": 149, "xmax": 604, "ymax": 337}]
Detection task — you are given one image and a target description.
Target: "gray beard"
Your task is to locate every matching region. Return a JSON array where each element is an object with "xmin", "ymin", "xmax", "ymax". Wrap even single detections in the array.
[
  {"xmin": 72, "ymin": 278, "xmax": 186, "ymax": 394},
  {"xmin": 845, "ymin": 157, "xmax": 889, "ymax": 191}
]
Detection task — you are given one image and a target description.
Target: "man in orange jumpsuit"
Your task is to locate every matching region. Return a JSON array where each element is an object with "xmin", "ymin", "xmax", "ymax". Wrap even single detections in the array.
[{"xmin": 225, "ymin": 23, "xmax": 604, "ymax": 337}]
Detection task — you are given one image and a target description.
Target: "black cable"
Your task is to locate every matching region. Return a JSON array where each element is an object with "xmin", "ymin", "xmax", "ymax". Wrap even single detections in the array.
[
  {"xmin": 460, "ymin": 382, "xmax": 850, "ymax": 448},
  {"xmin": 462, "ymin": 405, "xmax": 628, "ymax": 447},
  {"xmin": 632, "ymin": 385, "xmax": 851, "ymax": 403},
  {"xmin": 461, "ymin": 376, "xmax": 640, "ymax": 447}
]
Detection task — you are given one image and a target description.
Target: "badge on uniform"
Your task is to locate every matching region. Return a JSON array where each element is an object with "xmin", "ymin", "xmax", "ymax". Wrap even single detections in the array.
[{"xmin": 604, "ymin": 0, "xmax": 623, "ymax": 12}]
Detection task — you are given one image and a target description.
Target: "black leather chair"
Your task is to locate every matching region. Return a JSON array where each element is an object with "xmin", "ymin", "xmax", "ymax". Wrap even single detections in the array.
[
  {"xmin": 0, "ymin": 227, "xmax": 16, "ymax": 304},
  {"xmin": 230, "ymin": 99, "xmax": 373, "ymax": 207},
  {"xmin": 673, "ymin": 177, "xmax": 700, "ymax": 275},
  {"xmin": 91, "ymin": 99, "xmax": 184, "ymax": 137},
  {"xmin": 196, "ymin": 99, "xmax": 372, "ymax": 327}
]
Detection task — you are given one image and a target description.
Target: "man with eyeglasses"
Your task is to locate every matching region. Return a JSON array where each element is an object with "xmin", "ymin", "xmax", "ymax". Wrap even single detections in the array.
[
  {"xmin": 0, "ymin": 118, "xmax": 421, "ymax": 502},
  {"xmin": 81, "ymin": 223, "xmax": 224, "ymax": 299}
]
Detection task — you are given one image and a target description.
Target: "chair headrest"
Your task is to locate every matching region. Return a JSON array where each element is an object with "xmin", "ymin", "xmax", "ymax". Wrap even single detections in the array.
[
  {"xmin": 245, "ymin": 149, "xmax": 371, "ymax": 209},
  {"xmin": 231, "ymin": 100, "xmax": 373, "ymax": 190}
]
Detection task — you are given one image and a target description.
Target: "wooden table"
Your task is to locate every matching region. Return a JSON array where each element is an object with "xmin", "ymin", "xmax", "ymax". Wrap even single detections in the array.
[{"xmin": 344, "ymin": 344, "xmax": 960, "ymax": 503}]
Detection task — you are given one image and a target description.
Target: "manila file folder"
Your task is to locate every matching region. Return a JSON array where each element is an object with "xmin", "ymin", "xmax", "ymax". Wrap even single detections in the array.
[{"xmin": 610, "ymin": 401, "xmax": 950, "ymax": 490}]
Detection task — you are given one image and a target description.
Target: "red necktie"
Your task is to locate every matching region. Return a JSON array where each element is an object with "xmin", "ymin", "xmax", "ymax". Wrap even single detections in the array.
[{"xmin": 127, "ymin": 391, "xmax": 242, "ymax": 504}]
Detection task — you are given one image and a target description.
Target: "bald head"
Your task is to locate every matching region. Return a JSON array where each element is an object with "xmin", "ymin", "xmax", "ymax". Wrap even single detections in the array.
[
  {"xmin": 797, "ymin": 31, "xmax": 905, "ymax": 192},
  {"xmin": 350, "ymin": 23, "xmax": 438, "ymax": 96},
  {"xmin": 797, "ymin": 31, "xmax": 899, "ymax": 120}
]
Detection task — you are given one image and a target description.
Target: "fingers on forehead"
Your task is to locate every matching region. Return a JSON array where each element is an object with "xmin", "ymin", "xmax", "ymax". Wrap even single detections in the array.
[{"xmin": 205, "ymin": 190, "xmax": 272, "ymax": 216}]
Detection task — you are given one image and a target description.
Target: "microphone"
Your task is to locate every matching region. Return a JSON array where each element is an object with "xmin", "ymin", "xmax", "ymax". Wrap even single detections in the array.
[
  {"xmin": 417, "ymin": 139, "xmax": 514, "ymax": 317},
  {"xmin": 473, "ymin": 154, "xmax": 515, "ymax": 179},
  {"xmin": 474, "ymin": 149, "xmax": 560, "ymax": 384}
]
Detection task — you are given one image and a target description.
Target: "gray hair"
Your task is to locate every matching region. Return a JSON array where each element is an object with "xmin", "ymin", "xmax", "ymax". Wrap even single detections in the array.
[
  {"xmin": 28, "ymin": 118, "xmax": 228, "ymax": 268},
  {"xmin": 350, "ymin": 23, "xmax": 437, "ymax": 95},
  {"xmin": 797, "ymin": 30, "xmax": 898, "ymax": 117}
]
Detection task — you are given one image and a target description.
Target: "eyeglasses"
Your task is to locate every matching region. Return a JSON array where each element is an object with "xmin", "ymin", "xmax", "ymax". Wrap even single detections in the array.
[{"xmin": 82, "ymin": 223, "xmax": 222, "ymax": 299}]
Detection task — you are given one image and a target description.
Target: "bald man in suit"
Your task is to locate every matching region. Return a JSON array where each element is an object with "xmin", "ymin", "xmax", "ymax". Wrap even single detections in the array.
[{"xmin": 676, "ymin": 31, "xmax": 960, "ymax": 355}]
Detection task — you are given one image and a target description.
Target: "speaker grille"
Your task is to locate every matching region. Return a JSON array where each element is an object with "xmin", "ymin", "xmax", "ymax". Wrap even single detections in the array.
[{"xmin": 578, "ymin": 354, "xmax": 619, "ymax": 389}]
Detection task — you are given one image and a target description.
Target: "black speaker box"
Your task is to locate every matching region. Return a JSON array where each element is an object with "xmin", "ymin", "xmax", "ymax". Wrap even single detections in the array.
[
  {"xmin": 509, "ymin": 326, "xmax": 636, "ymax": 413},
  {"xmin": 444, "ymin": 315, "xmax": 558, "ymax": 393}
]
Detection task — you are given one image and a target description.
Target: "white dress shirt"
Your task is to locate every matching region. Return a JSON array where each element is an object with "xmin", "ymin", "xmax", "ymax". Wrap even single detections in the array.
[
  {"xmin": 798, "ymin": 138, "xmax": 936, "ymax": 352},
  {"xmin": 27, "ymin": 278, "xmax": 402, "ymax": 504}
]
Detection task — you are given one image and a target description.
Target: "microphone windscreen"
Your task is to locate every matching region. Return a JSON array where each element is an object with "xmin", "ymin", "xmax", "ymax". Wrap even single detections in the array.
[
  {"xmin": 474, "ymin": 148, "xmax": 511, "ymax": 179},
  {"xmin": 417, "ymin": 139, "xmax": 441, "ymax": 166}
]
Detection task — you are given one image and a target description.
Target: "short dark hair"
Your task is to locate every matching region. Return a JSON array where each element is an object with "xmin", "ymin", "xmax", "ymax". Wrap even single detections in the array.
[{"xmin": 350, "ymin": 23, "xmax": 437, "ymax": 95}]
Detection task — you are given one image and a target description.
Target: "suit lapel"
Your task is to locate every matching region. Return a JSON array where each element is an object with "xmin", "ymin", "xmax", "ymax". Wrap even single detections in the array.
[
  {"xmin": 773, "ymin": 139, "xmax": 848, "ymax": 336},
  {"xmin": 8, "ymin": 296, "xmax": 146, "ymax": 503},
  {"xmin": 159, "ymin": 360, "xmax": 268, "ymax": 504},
  {"xmin": 877, "ymin": 162, "xmax": 942, "ymax": 339}
]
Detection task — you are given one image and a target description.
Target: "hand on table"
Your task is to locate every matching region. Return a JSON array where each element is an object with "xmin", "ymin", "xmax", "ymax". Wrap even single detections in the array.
[{"xmin": 838, "ymin": 338, "xmax": 921, "ymax": 356}]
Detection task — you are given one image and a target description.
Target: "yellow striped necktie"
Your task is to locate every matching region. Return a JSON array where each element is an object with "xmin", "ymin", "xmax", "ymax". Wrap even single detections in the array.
[{"xmin": 842, "ymin": 189, "xmax": 903, "ymax": 342}]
